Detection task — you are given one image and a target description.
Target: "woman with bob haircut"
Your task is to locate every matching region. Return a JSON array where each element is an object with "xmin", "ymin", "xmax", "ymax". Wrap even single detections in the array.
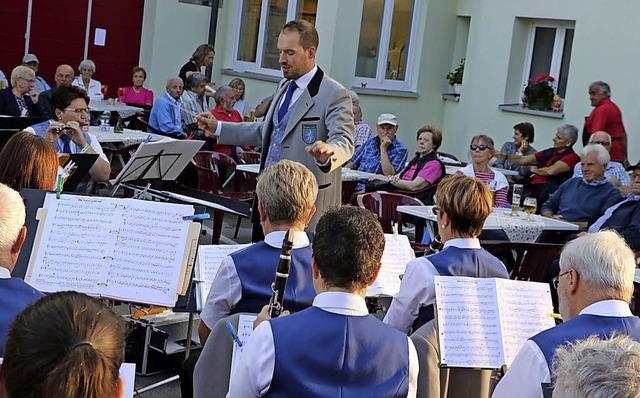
[{"xmin": 0, "ymin": 131, "xmax": 58, "ymax": 191}]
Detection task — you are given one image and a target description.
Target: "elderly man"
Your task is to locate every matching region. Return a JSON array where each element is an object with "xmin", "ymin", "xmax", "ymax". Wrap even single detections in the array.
[
  {"xmin": 148, "ymin": 77, "xmax": 186, "ymax": 138},
  {"xmin": 0, "ymin": 184, "xmax": 44, "ymax": 356},
  {"xmin": 583, "ymin": 81, "xmax": 628, "ymax": 167},
  {"xmin": 181, "ymin": 72, "xmax": 209, "ymax": 133},
  {"xmin": 541, "ymin": 144, "xmax": 621, "ymax": 230},
  {"xmin": 209, "ymin": 85, "xmax": 244, "ymax": 155},
  {"xmin": 37, "ymin": 64, "xmax": 75, "ymax": 119},
  {"xmin": 352, "ymin": 103, "xmax": 372, "ymax": 150},
  {"xmin": 346, "ymin": 113, "xmax": 409, "ymax": 191},
  {"xmin": 492, "ymin": 230, "xmax": 640, "ymax": 398},
  {"xmin": 573, "ymin": 130, "xmax": 630, "ymax": 194},
  {"xmin": 227, "ymin": 206, "xmax": 418, "ymax": 397},
  {"xmin": 22, "ymin": 54, "xmax": 50, "ymax": 94}
]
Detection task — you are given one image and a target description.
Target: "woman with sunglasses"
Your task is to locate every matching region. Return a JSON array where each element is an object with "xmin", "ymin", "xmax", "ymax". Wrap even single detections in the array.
[
  {"xmin": 383, "ymin": 174, "xmax": 509, "ymax": 334},
  {"xmin": 0, "ymin": 66, "xmax": 41, "ymax": 117},
  {"xmin": 456, "ymin": 134, "xmax": 509, "ymax": 207}
]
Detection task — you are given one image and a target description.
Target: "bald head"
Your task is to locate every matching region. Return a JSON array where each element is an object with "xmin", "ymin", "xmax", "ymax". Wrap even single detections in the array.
[
  {"xmin": 589, "ymin": 131, "xmax": 612, "ymax": 152},
  {"xmin": 54, "ymin": 64, "xmax": 74, "ymax": 87}
]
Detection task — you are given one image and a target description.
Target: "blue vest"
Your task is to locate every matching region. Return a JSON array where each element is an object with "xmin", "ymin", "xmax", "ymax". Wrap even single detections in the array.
[
  {"xmin": 31, "ymin": 120, "xmax": 94, "ymax": 154},
  {"xmin": 414, "ymin": 246, "xmax": 508, "ymax": 331},
  {"xmin": 264, "ymin": 95, "xmax": 297, "ymax": 168},
  {"xmin": 531, "ymin": 313, "xmax": 640, "ymax": 377},
  {"xmin": 0, "ymin": 278, "xmax": 44, "ymax": 356},
  {"xmin": 231, "ymin": 242, "xmax": 315, "ymax": 314},
  {"xmin": 267, "ymin": 306, "xmax": 410, "ymax": 398}
]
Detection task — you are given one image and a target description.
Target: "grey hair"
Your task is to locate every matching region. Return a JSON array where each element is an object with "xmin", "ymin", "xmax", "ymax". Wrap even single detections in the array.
[
  {"xmin": 552, "ymin": 334, "xmax": 640, "ymax": 398},
  {"xmin": 10, "ymin": 66, "xmax": 35, "ymax": 87},
  {"xmin": 581, "ymin": 144, "xmax": 610, "ymax": 165},
  {"xmin": 165, "ymin": 77, "xmax": 183, "ymax": 88},
  {"xmin": 185, "ymin": 72, "xmax": 208, "ymax": 91},
  {"xmin": 557, "ymin": 124, "xmax": 579, "ymax": 145},
  {"xmin": 256, "ymin": 160, "xmax": 318, "ymax": 228},
  {"xmin": 349, "ymin": 90, "xmax": 360, "ymax": 105},
  {"xmin": 0, "ymin": 183, "xmax": 26, "ymax": 251},
  {"xmin": 591, "ymin": 81, "xmax": 611, "ymax": 96},
  {"xmin": 559, "ymin": 230, "xmax": 635, "ymax": 301},
  {"xmin": 78, "ymin": 59, "xmax": 96, "ymax": 72},
  {"xmin": 589, "ymin": 131, "xmax": 612, "ymax": 144},
  {"xmin": 214, "ymin": 85, "xmax": 233, "ymax": 105}
]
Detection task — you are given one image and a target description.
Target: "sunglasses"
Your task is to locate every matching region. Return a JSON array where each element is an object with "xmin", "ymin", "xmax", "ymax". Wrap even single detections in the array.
[{"xmin": 470, "ymin": 144, "xmax": 489, "ymax": 151}]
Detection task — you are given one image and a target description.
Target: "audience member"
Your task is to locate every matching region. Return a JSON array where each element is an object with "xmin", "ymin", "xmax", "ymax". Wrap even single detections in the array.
[
  {"xmin": 38, "ymin": 64, "xmax": 74, "ymax": 119},
  {"xmin": 118, "ymin": 66, "xmax": 154, "ymax": 106},
  {"xmin": 148, "ymin": 77, "xmax": 186, "ymax": 138},
  {"xmin": 229, "ymin": 78, "xmax": 247, "ymax": 116},
  {"xmin": 346, "ymin": 113, "xmax": 408, "ymax": 191},
  {"xmin": 0, "ymin": 132, "xmax": 58, "ymax": 191},
  {"xmin": 253, "ymin": 94, "xmax": 273, "ymax": 119},
  {"xmin": 0, "ymin": 66, "xmax": 40, "ymax": 117},
  {"xmin": 210, "ymin": 85, "xmax": 243, "ymax": 155},
  {"xmin": 0, "ymin": 69, "xmax": 7, "ymax": 89},
  {"xmin": 384, "ymin": 174, "xmax": 508, "ymax": 334},
  {"xmin": 21, "ymin": 54, "xmax": 50, "ymax": 94},
  {"xmin": 494, "ymin": 122, "xmax": 537, "ymax": 183},
  {"xmin": 541, "ymin": 144, "xmax": 621, "ymax": 231},
  {"xmin": 0, "ymin": 184, "xmax": 44, "ymax": 357},
  {"xmin": 349, "ymin": 89, "xmax": 360, "ymax": 105},
  {"xmin": 584, "ymin": 81, "xmax": 628, "ymax": 167},
  {"xmin": 492, "ymin": 230, "xmax": 639, "ymax": 398},
  {"xmin": 2, "ymin": 291, "xmax": 127, "ymax": 398},
  {"xmin": 494, "ymin": 124, "xmax": 580, "ymax": 205},
  {"xmin": 456, "ymin": 134, "xmax": 509, "ymax": 207},
  {"xmin": 573, "ymin": 131, "xmax": 630, "ymax": 194},
  {"xmin": 25, "ymin": 85, "xmax": 111, "ymax": 185},
  {"xmin": 72, "ymin": 59, "xmax": 103, "ymax": 101},
  {"xmin": 179, "ymin": 43, "xmax": 215, "ymax": 83},
  {"xmin": 181, "ymin": 72, "xmax": 209, "ymax": 132},
  {"xmin": 352, "ymin": 103, "xmax": 372, "ymax": 149},
  {"xmin": 227, "ymin": 206, "xmax": 418, "ymax": 397},
  {"xmin": 551, "ymin": 335, "xmax": 640, "ymax": 398},
  {"xmin": 586, "ymin": 160, "xmax": 640, "ymax": 251}
]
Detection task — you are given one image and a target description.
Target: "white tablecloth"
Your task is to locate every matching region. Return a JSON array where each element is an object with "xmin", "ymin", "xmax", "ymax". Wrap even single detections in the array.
[
  {"xmin": 90, "ymin": 100, "xmax": 143, "ymax": 119},
  {"xmin": 89, "ymin": 126, "xmax": 166, "ymax": 146}
]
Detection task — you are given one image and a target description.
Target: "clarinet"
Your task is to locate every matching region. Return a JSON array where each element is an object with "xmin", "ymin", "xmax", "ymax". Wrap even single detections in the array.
[{"xmin": 269, "ymin": 229, "xmax": 294, "ymax": 318}]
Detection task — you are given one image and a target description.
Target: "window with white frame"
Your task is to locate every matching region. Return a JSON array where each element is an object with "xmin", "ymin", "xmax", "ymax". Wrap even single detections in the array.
[
  {"xmin": 523, "ymin": 21, "xmax": 574, "ymax": 99},
  {"xmin": 233, "ymin": 0, "xmax": 317, "ymax": 75},
  {"xmin": 354, "ymin": 0, "xmax": 419, "ymax": 91}
]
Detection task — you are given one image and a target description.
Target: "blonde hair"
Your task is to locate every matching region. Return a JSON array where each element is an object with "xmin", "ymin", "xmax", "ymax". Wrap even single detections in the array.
[
  {"xmin": 0, "ymin": 183, "xmax": 25, "ymax": 251},
  {"xmin": 10, "ymin": 65, "xmax": 35, "ymax": 87},
  {"xmin": 435, "ymin": 174, "xmax": 493, "ymax": 237}
]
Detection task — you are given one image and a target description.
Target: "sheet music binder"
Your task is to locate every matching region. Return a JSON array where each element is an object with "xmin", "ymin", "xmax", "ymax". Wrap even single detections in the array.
[{"xmin": 60, "ymin": 153, "xmax": 99, "ymax": 192}]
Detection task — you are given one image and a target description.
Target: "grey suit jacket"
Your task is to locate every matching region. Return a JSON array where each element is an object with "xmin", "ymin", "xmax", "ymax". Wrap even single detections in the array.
[{"xmin": 218, "ymin": 67, "xmax": 355, "ymax": 229}]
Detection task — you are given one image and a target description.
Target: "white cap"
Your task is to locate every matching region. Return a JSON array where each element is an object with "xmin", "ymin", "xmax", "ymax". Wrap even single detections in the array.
[
  {"xmin": 377, "ymin": 113, "xmax": 398, "ymax": 126},
  {"xmin": 22, "ymin": 54, "xmax": 39, "ymax": 64}
]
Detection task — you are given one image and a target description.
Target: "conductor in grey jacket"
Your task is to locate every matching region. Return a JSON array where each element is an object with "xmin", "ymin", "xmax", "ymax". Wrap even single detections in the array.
[{"xmin": 198, "ymin": 19, "xmax": 355, "ymax": 238}]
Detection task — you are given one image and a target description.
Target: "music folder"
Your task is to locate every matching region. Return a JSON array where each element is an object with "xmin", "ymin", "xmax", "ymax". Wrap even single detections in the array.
[{"xmin": 59, "ymin": 153, "xmax": 99, "ymax": 192}]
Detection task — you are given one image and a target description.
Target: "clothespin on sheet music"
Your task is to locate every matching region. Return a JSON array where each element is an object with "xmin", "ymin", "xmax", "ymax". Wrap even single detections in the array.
[
  {"xmin": 56, "ymin": 175, "xmax": 64, "ymax": 199},
  {"xmin": 392, "ymin": 222, "xmax": 398, "ymax": 240}
]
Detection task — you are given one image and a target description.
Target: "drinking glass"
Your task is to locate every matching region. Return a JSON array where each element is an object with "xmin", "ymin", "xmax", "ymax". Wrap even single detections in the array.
[
  {"xmin": 523, "ymin": 197, "xmax": 537, "ymax": 221},
  {"xmin": 101, "ymin": 85, "xmax": 108, "ymax": 97},
  {"xmin": 511, "ymin": 184, "xmax": 523, "ymax": 216}
]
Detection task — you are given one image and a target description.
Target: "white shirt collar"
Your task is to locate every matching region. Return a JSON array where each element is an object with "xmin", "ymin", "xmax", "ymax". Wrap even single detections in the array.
[
  {"xmin": 312, "ymin": 291, "xmax": 369, "ymax": 316},
  {"xmin": 292, "ymin": 65, "xmax": 318, "ymax": 92},
  {"xmin": 264, "ymin": 230, "xmax": 310, "ymax": 249},
  {"xmin": 0, "ymin": 267, "xmax": 11, "ymax": 279},
  {"xmin": 442, "ymin": 237, "xmax": 481, "ymax": 250},
  {"xmin": 579, "ymin": 299, "xmax": 633, "ymax": 317}
]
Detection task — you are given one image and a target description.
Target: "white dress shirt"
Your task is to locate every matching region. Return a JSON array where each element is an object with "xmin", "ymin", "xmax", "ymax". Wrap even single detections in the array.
[
  {"xmin": 0, "ymin": 267, "xmax": 11, "ymax": 279},
  {"xmin": 227, "ymin": 291, "xmax": 419, "ymax": 398},
  {"xmin": 200, "ymin": 231, "xmax": 310, "ymax": 330},
  {"xmin": 491, "ymin": 300, "xmax": 634, "ymax": 398},
  {"xmin": 72, "ymin": 76, "xmax": 103, "ymax": 101}
]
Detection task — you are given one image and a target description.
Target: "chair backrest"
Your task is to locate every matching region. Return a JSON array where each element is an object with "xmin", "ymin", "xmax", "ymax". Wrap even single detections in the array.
[
  {"xmin": 137, "ymin": 115, "xmax": 175, "ymax": 138},
  {"xmin": 236, "ymin": 151, "xmax": 260, "ymax": 193},
  {"xmin": 437, "ymin": 151, "xmax": 460, "ymax": 162},
  {"xmin": 485, "ymin": 242, "xmax": 563, "ymax": 282},
  {"xmin": 236, "ymin": 151, "xmax": 261, "ymax": 164},
  {"xmin": 357, "ymin": 192, "xmax": 424, "ymax": 233},
  {"xmin": 191, "ymin": 151, "xmax": 237, "ymax": 194}
]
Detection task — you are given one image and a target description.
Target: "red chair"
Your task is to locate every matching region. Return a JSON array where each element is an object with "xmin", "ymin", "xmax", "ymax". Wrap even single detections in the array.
[
  {"xmin": 357, "ymin": 192, "xmax": 425, "ymax": 239},
  {"xmin": 485, "ymin": 242, "xmax": 563, "ymax": 282},
  {"xmin": 342, "ymin": 180, "xmax": 359, "ymax": 205}
]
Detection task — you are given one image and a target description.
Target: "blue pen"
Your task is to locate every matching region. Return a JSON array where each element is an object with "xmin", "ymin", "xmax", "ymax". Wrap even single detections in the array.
[
  {"xmin": 182, "ymin": 213, "xmax": 210, "ymax": 221},
  {"xmin": 226, "ymin": 322, "xmax": 243, "ymax": 347},
  {"xmin": 144, "ymin": 134, "xmax": 153, "ymax": 143}
]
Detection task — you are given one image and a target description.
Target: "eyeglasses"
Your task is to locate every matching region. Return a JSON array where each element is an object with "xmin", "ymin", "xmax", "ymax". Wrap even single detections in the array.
[
  {"xmin": 552, "ymin": 270, "xmax": 571, "ymax": 289},
  {"xmin": 64, "ymin": 107, "xmax": 90, "ymax": 115},
  {"xmin": 470, "ymin": 144, "xmax": 489, "ymax": 151},
  {"xmin": 19, "ymin": 77, "xmax": 35, "ymax": 83},
  {"xmin": 590, "ymin": 141, "xmax": 610, "ymax": 146},
  {"xmin": 432, "ymin": 206, "xmax": 440, "ymax": 216}
]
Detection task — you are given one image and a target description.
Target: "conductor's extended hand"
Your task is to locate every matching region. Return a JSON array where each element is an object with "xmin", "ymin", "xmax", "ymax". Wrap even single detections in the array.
[
  {"xmin": 253, "ymin": 304, "xmax": 290, "ymax": 330},
  {"xmin": 305, "ymin": 140, "xmax": 335, "ymax": 164},
  {"xmin": 196, "ymin": 112, "xmax": 219, "ymax": 138}
]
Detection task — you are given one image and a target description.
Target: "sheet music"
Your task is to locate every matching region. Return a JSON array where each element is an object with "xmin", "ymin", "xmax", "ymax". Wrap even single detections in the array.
[
  {"xmin": 496, "ymin": 279, "xmax": 555, "ymax": 366},
  {"xmin": 26, "ymin": 194, "xmax": 194, "ymax": 306},
  {"xmin": 119, "ymin": 363, "xmax": 136, "ymax": 398},
  {"xmin": 230, "ymin": 314, "xmax": 257, "ymax": 379},
  {"xmin": 434, "ymin": 276, "xmax": 504, "ymax": 368},
  {"xmin": 366, "ymin": 234, "xmax": 415, "ymax": 297},
  {"xmin": 195, "ymin": 244, "xmax": 250, "ymax": 310}
]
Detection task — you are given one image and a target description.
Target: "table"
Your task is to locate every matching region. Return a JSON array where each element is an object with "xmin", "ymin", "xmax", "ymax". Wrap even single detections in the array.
[
  {"xmin": 445, "ymin": 165, "xmax": 519, "ymax": 177},
  {"xmin": 90, "ymin": 99, "xmax": 144, "ymax": 119},
  {"xmin": 89, "ymin": 126, "xmax": 166, "ymax": 145}
]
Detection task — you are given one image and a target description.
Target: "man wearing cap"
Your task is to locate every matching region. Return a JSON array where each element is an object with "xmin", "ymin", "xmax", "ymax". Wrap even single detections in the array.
[
  {"xmin": 22, "ymin": 54, "xmax": 50, "ymax": 94},
  {"xmin": 345, "ymin": 113, "xmax": 409, "ymax": 191}
]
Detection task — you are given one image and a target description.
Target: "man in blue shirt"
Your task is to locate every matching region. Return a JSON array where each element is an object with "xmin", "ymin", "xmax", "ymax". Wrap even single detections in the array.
[
  {"xmin": 346, "ymin": 113, "xmax": 408, "ymax": 191},
  {"xmin": 148, "ymin": 77, "xmax": 186, "ymax": 138},
  {"xmin": 572, "ymin": 131, "xmax": 630, "ymax": 194}
]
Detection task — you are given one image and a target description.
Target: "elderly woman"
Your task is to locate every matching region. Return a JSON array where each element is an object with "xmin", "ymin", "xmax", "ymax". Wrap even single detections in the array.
[
  {"xmin": 229, "ymin": 78, "xmax": 248, "ymax": 116},
  {"xmin": 0, "ymin": 66, "xmax": 40, "ymax": 117},
  {"xmin": 494, "ymin": 122, "xmax": 537, "ymax": 183},
  {"xmin": 0, "ymin": 132, "xmax": 58, "ymax": 191},
  {"xmin": 72, "ymin": 59, "xmax": 103, "ymax": 101},
  {"xmin": 383, "ymin": 174, "xmax": 509, "ymax": 333},
  {"xmin": 456, "ymin": 134, "xmax": 509, "ymax": 208},
  {"xmin": 118, "ymin": 66, "xmax": 154, "ymax": 106},
  {"xmin": 179, "ymin": 43, "xmax": 215, "ymax": 83},
  {"xmin": 494, "ymin": 124, "xmax": 580, "ymax": 204}
]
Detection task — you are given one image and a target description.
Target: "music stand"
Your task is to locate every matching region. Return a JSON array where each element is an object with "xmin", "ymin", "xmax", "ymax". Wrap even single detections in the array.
[{"xmin": 60, "ymin": 153, "xmax": 99, "ymax": 192}]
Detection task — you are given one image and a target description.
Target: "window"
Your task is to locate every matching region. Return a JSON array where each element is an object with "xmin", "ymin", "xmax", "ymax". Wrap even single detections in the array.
[
  {"xmin": 354, "ymin": 0, "xmax": 420, "ymax": 90},
  {"xmin": 233, "ymin": 0, "xmax": 317, "ymax": 75},
  {"xmin": 523, "ymin": 22, "xmax": 574, "ymax": 98}
]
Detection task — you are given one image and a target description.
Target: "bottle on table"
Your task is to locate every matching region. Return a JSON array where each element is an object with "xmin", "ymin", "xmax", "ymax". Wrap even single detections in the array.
[{"xmin": 114, "ymin": 117, "xmax": 124, "ymax": 134}]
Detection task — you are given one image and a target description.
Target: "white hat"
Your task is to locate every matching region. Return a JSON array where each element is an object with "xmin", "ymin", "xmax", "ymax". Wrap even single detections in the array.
[
  {"xmin": 377, "ymin": 113, "xmax": 398, "ymax": 126},
  {"xmin": 22, "ymin": 54, "xmax": 39, "ymax": 64}
]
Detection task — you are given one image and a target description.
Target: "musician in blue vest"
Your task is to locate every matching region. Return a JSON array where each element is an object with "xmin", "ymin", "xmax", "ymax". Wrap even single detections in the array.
[
  {"xmin": 228, "ymin": 206, "xmax": 418, "ymax": 397},
  {"xmin": 24, "ymin": 85, "xmax": 111, "ymax": 187},
  {"xmin": 384, "ymin": 174, "xmax": 509, "ymax": 334},
  {"xmin": 0, "ymin": 183, "xmax": 44, "ymax": 356},
  {"xmin": 492, "ymin": 230, "xmax": 640, "ymax": 398},
  {"xmin": 197, "ymin": 160, "xmax": 318, "ymax": 346}
]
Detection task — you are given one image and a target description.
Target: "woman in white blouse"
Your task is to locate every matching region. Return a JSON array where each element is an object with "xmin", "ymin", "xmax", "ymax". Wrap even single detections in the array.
[{"xmin": 72, "ymin": 59, "xmax": 103, "ymax": 101}]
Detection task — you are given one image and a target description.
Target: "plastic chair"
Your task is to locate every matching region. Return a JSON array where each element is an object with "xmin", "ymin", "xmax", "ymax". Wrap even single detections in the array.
[
  {"xmin": 136, "ymin": 115, "xmax": 183, "ymax": 139},
  {"xmin": 342, "ymin": 180, "xmax": 359, "ymax": 205},
  {"xmin": 485, "ymin": 242, "xmax": 563, "ymax": 282},
  {"xmin": 357, "ymin": 192, "xmax": 424, "ymax": 235},
  {"xmin": 102, "ymin": 143, "xmax": 140, "ymax": 179},
  {"xmin": 235, "ymin": 150, "xmax": 261, "ymax": 193}
]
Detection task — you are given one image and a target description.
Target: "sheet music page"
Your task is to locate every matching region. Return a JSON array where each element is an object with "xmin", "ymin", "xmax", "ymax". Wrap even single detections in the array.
[
  {"xmin": 230, "ymin": 314, "xmax": 257, "ymax": 380},
  {"xmin": 496, "ymin": 279, "xmax": 555, "ymax": 366},
  {"xmin": 434, "ymin": 276, "xmax": 504, "ymax": 368},
  {"xmin": 27, "ymin": 194, "xmax": 194, "ymax": 306},
  {"xmin": 119, "ymin": 363, "xmax": 136, "ymax": 398},
  {"xmin": 366, "ymin": 234, "xmax": 415, "ymax": 297},
  {"xmin": 196, "ymin": 244, "xmax": 250, "ymax": 310}
]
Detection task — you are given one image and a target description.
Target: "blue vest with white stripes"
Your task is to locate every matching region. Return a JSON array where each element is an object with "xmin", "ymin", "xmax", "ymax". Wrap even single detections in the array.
[{"xmin": 0, "ymin": 278, "xmax": 44, "ymax": 356}]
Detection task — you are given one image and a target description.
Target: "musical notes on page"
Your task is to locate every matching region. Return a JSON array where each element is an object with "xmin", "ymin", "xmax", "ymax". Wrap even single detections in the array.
[
  {"xmin": 195, "ymin": 244, "xmax": 250, "ymax": 310},
  {"xmin": 230, "ymin": 314, "xmax": 257, "ymax": 380},
  {"xmin": 367, "ymin": 234, "xmax": 415, "ymax": 297}
]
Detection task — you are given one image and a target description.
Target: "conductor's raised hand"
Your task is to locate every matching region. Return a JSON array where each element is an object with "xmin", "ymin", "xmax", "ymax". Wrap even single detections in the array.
[
  {"xmin": 305, "ymin": 140, "xmax": 335, "ymax": 164},
  {"xmin": 253, "ymin": 304, "xmax": 290, "ymax": 330},
  {"xmin": 196, "ymin": 112, "xmax": 218, "ymax": 138}
]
